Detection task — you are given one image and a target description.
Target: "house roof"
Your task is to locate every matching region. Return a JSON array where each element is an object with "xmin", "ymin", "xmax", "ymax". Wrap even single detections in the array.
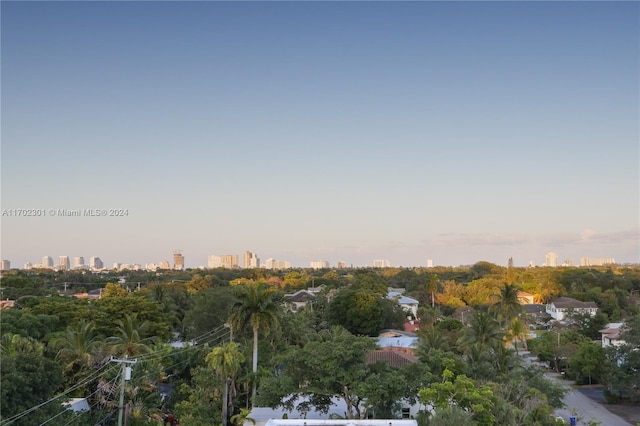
[
  {"xmin": 284, "ymin": 290, "xmax": 315, "ymax": 303},
  {"xmin": 378, "ymin": 329, "xmax": 417, "ymax": 338},
  {"xmin": 376, "ymin": 337, "xmax": 418, "ymax": 349},
  {"xmin": 523, "ymin": 304, "xmax": 546, "ymax": 314},
  {"xmin": 367, "ymin": 349, "xmax": 418, "ymax": 367},
  {"xmin": 599, "ymin": 322, "xmax": 625, "ymax": 340},
  {"xmin": 549, "ymin": 297, "xmax": 598, "ymax": 309},
  {"xmin": 387, "ymin": 291, "xmax": 419, "ymax": 305}
]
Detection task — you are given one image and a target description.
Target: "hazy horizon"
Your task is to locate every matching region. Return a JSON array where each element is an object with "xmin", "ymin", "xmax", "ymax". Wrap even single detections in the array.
[{"xmin": 2, "ymin": 1, "xmax": 638, "ymax": 269}]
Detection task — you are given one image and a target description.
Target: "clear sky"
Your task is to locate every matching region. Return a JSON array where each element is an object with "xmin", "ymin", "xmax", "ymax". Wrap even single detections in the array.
[{"xmin": 1, "ymin": 1, "xmax": 638, "ymax": 269}]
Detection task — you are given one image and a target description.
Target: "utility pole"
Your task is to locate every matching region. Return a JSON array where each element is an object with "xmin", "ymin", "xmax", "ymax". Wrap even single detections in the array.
[{"xmin": 110, "ymin": 356, "xmax": 137, "ymax": 426}]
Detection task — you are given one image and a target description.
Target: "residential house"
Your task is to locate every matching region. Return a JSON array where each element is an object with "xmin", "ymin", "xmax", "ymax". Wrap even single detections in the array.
[
  {"xmin": 517, "ymin": 291, "xmax": 536, "ymax": 305},
  {"xmin": 545, "ymin": 297, "xmax": 598, "ymax": 321},
  {"xmin": 600, "ymin": 323, "xmax": 626, "ymax": 348},
  {"xmin": 387, "ymin": 291, "xmax": 419, "ymax": 318},
  {"xmin": 284, "ymin": 289, "xmax": 316, "ymax": 311},
  {"xmin": 376, "ymin": 329, "xmax": 418, "ymax": 355}
]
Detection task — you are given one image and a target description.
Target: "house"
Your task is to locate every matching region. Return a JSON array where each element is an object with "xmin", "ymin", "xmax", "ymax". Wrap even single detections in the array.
[
  {"xmin": 599, "ymin": 323, "xmax": 626, "ymax": 348},
  {"xmin": 376, "ymin": 330, "xmax": 418, "ymax": 355},
  {"xmin": 247, "ymin": 398, "xmax": 421, "ymax": 426},
  {"xmin": 545, "ymin": 297, "xmax": 598, "ymax": 321},
  {"xmin": 284, "ymin": 290, "xmax": 316, "ymax": 311},
  {"xmin": 387, "ymin": 291, "xmax": 419, "ymax": 318},
  {"xmin": 0, "ymin": 299, "xmax": 15, "ymax": 310},
  {"xmin": 517, "ymin": 291, "xmax": 535, "ymax": 305},
  {"xmin": 367, "ymin": 349, "xmax": 418, "ymax": 368},
  {"xmin": 63, "ymin": 398, "xmax": 90, "ymax": 412}
]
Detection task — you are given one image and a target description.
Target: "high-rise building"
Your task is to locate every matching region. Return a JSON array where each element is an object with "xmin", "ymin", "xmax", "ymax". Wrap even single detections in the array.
[
  {"xmin": 159, "ymin": 260, "xmax": 171, "ymax": 269},
  {"xmin": 0, "ymin": 260, "xmax": 10, "ymax": 271},
  {"xmin": 262, "ymin": 258, "xmax": 291, "ymax": 269},
  {"xmin": 208, "ymin": 255, "xmax": 222, "ymax": 268},
  {"xmin": 545, "ymin": 252, "xmax": 558, "ymax": 267},
  {"xmin": 243, "ymin": 251, "xmax": 260, "ymax": 268},
  {"xmin": 426, "ymin": 259, "xmax": 434, "ymax": 268},
  {"xmin": 24, "ymin": 262, "xmax": 33, "ymax": 270},
  {"xmin": 580, "ymin": 257, "xmax": 616, "ymax": 267},
  {"xmin": 337, "ymin": 261, "xmax": 347, "ymax": 269},
  {"xmin": 173, "ymin": 251, "xmax": 184, "ymax": 270},
  {"xmin": 221, "ymin": 255, "xmax": 239, "ymax": 269},
  {"xmin": 59, "ymin": 256, "xmax": 70, "ymax": 270},
  {"xmin": 89, "ymin": 257, "xmax": 104, "ymax": 270},
  {"xmin": 73, "ymin": 256, "xmax": 85, "ymax": 269},
  {"xmin": 42, "ymin": 256, "xmax": 53, "ymax": 268},
  {"xmin": 310, "ymin": 260, "xmax": 329, "ymax": 269},
  {"xmin": 373, "ymin": 259, "xmax": 390, "ymax": 268}
]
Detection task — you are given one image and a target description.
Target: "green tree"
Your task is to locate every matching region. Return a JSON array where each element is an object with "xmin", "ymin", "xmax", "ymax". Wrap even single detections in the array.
[
  {"xmin": 257, "ymin": 326, "xmax": 376, "ymax": 419},
  {"xmin": 228, "ymin": 282, "xmax": 280, "ymax": 406},
  {"xmin": 106, "ymin": 314, "xmax": 157, "ymax": 357},
  {"xmin": 458, "ymin": 310, "xmax": 503, "ymax": 353},
  {"xmin": 0, "ymin": 335, "xmax": 67, "ymax": 425},
  {"xmin": 51, "ymin": 321, "xmax": 104, "ymax": 389},
  {"xmin": 602, "ymin": 315, "xmax": 640, "ymax": 402},
  {"xmin": 352, "ymin": 271, "xmax": 388, "ymax": 296},
  {"xmin": 103, "ymin": 282, "xmax": 128, "ymax": 297},
  {"xmin": 492, "ymin": 283, "xmax": 523, "ymax": 325},
  {"xmin": 569, "ymin": 343, "xmax": 605, "ymax": 385},
  {"xmin": 207, "ymin": 342, "xmax": 245, "ymax": 426},
  {"xmin": 506, "ymin": 317, "xmax": 528, "ymax": 355},
  {"xmin": 419, "ymin": 369, "xmax": 497, "ymax": 425},
  {"xmin": 427, "ymin": 274, "xmax": 439, "ymax": 308},
  {"xmin": 327, "ymin": 288, "xmax": 385, "ymax": 336},
  {"xmin": 183, "ymin": 286, "xmax": 236, "ymax": 339}
]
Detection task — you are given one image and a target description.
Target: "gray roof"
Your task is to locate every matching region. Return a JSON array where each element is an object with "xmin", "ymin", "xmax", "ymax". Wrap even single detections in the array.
[{"xmin": 549, "ymin": 297, "xmax": 598, "ymax": 309}]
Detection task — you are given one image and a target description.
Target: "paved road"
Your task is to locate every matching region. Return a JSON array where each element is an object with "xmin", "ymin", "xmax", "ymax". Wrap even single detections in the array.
[{"xmin": 519, "ymin": 352, "xmax": 631, "ymax": 425}]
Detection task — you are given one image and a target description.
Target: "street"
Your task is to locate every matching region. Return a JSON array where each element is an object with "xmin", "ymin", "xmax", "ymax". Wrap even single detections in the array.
[{"xmin": 519, "ymin": 351, "xmax": 632, "ymax": 425}]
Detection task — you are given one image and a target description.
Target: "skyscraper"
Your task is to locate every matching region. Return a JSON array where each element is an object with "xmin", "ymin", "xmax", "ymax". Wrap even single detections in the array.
[
  {"xmin": 0, "ymin": 260, "xmax": 10, "ymax": 271},
  {"xmin": 42, "ymin": 256, "xmax": 53, "ymax": 268},
  {"xmin": 243, "ymin": 251, "xmax": 260, "ymax": 268},
  {"xmin": 310, "ymin": 261, "xmax": 329, "ymax": 269},
  {"xmin": 73, "ymin": 256, "xmax": 85, "ymax": 269},
  {"xmin": 173, "ymin": 251, "xmax": 184, "ymax": 270},
  {"xmin": 59, "ymin": 256, "xmax": 70, "ymax": 270},
  {"xmin": 221, "ymin": 255, "xmax": 239, "ymax": 269},
  {"xmin": 89, "ymin": 257, "xmax": 103, "ymax": 270},
  {"xmin": 545, "ymin": 252, "xmax": 558, "ymax": 267},
  {"xmin": 373, "ymin": 259, "xmax": 390, "ymax": 268}
]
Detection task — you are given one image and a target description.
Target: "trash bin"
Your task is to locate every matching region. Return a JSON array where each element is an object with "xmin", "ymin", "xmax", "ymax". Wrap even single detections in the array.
[{"xmin": 569, "ymin": 416, "xmax": 576, "ymax": 426}]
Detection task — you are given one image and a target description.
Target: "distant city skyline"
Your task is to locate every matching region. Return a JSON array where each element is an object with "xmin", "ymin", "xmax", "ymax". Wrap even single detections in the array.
[
  {"xmin": 2, "ymin": 2, "xmax": 638, "ymax": 269},
  {"xmin": 4, "ymin": 248, "xmax": 629, "ymax": 271}
]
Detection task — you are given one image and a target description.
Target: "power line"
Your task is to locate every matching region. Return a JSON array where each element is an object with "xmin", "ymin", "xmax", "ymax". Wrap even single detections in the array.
[{"xmin": 5, "ymin": 324, "xmax": 232, "ymax": 425}]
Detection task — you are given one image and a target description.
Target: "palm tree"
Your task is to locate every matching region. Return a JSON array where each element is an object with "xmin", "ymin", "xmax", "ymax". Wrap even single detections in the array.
[
  {"xmin": 426, "ymin": 274, "xmax": 439, "ymax": 308},
  {"xmin": 228, "ymin": 282, "xmax": 280, "ymax": 407},
  {"xmin": 506, "ymin": 317, "xmax": 528, "ymax": 355},
  {"xmin": 230, "ymin": 408, "xmax": 255, "ymax": 426},
  {"xmin": 106, "ymin": 314, "xmax": 157, "ymax": 357},
  {"xmin": 206, "ymin": 342, "xmax": 245, "ymax": 426},
  {"xmin": 458, "ymin": 310, "xmax": 503, "ymax": 353},
  {"xmin": 51, "ymin": 321, "xmax": 102, "ymax": 378},
  {"xmin": 492, "ymin": 283, "xmax": 523, "ymax": 325}
]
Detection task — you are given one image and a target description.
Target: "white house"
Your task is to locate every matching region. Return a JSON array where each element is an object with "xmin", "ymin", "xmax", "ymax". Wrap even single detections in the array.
[
  {"xmin": 545, "ymin": 297, "xmax": 598, "ymax": 321},
  {"xmin": 247, "ymin": 397, "xmax": 421, "ymax": 426},
  {"xmin": 387, "ymin": 291, "xmax": 419, "ymax": 318}
]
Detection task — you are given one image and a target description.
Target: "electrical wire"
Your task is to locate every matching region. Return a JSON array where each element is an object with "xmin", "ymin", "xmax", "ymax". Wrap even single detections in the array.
[{"xmin": 2, "ymin": 324, "xmax": 233, "ymax": 425}]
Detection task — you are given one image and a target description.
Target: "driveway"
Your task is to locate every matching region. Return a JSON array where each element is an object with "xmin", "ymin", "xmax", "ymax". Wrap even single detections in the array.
[
  {"xmin": 546, "ymin": 372, "xmax": 631, "ymax": 425},
  {"xmin": 518, "ymin": 351, "xmax": 632, "ymax": 425}
]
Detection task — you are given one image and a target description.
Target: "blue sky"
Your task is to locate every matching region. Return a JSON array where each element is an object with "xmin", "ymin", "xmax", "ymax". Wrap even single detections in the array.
[{"xmin": 1, "ymin": 1, "xmax": 638, "ymax": 268}]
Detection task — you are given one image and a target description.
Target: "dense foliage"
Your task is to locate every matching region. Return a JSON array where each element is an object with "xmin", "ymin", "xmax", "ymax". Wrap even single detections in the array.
[{"xmin": 0, "ymin": 263, "xmax": 638, "ymax": 424}]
